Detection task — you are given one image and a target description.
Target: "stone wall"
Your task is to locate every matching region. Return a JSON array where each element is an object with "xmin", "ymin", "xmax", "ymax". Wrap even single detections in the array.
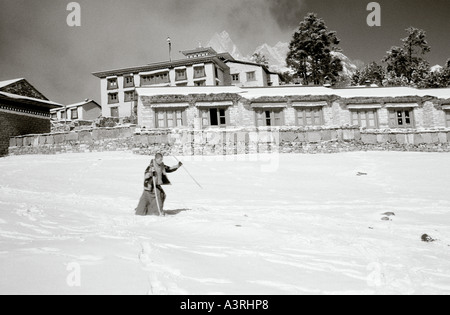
[
  {"xmin": 1, "ymin": 110, "xmax": 51, "ymax": 156},
  {"xmin": 8, "ymin": 126, "xmax": 450, "ymax": 156}
]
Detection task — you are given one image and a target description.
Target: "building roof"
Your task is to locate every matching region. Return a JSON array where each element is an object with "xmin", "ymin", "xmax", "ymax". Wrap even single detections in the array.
[
  {"xmin": 181, "ymin": 47, "xmax": 218, "ymax": 57},
  {"xmin": 0, "ymin": 78, "xmax": 50, "ymax": 101},
  {"xmin": 136, "ymin": 86, "xmax": 244, "ymax": 97},
  {"xmin": 242, "ymin": 86, "xmax": 337, "ymax": 99},
  {"xmin": 418, "ymin": 88, "xmax": 450, "ymax": 99},
  {"xmin": 225, "ymin": 59, "xmax": 278, "ymax": 75},
  {"xmin": 332, "ymin": 87, "xmax": 424, "ymax": 98},
  {"xmin": 135, "ymin": 86, "xmax": 450, "ymax": 100},
  {"xmin": 92, "ymin": 55, "xmax": 230, "ymax": 79},
  {"xmin": 0, "ymin": 78, "xmax": 25, "ymax": 89},
  {"xmin": 0, "ymin": 91, "xmax": 63, "ymax": 109},
  {"xmin": 50, "ymin": 99, "xmax": 101, "ymax": 112}
]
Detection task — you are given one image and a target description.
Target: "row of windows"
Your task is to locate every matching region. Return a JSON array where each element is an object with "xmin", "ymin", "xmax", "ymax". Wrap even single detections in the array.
[
  {"xmin": 108, "ymin": 91, "xmax": 137, "ymax": 104},
  {"xmin": 104, "ymin": 105, "xmax": 450, "ymax": 127},
  {"xmin": 51, "ymin": 109, "xmax": 78, "ymax": 120},
  {"xmin": 231, "ymin": 71, "xmax": 256, "ymax": 83},
  {"xmin": 107, "ymin": 67, "xmax": 208, "ymax": 90},
  {"xmin": 108, "ymin": 76, "xmax": 134, "ymax": 90},
  {"xmin": 151, "ymin": 107, "xmax": 429, "ymax": 129}
]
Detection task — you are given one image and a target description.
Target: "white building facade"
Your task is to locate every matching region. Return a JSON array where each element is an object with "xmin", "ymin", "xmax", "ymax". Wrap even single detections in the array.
[
  {"xmin": 51, "ymin": 100, "xmax": 102, "ymax": 122},
  {"xmin": 92, "ymin": 47, "xmax": 283, "ymax": 118}
]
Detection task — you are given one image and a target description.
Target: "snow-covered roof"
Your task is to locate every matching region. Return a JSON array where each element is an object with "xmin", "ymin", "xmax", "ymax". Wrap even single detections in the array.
[
  {"xmin": 418, "ymin": 88, "xmax": 450, "ymax": 99},
  {"xmin": 241, "ymin": 86, "xmax": 335, "ymax": 99},
  {"xmin": 50, "ymin": 100, "xmax": 100, "ymax": 112},
  {"xmin": 135, "ymin": 86, "xmax": 450, "ymax": 100},
  {"xmin": 93, "ymin": 54, "xmax": 230, "ymax": 79},
  {"xmin": 333, "ymin": 87, "xmax": 423, "ymax": 98},
  {"xmin": 0, "ymin": 78, "xmax": 25, "ymax": 89},
  {"xmin": 0, "ymin": 91, "xmax": 62, "ymax": 108},
  {"xmin": 136, "ymin": 86, "xmax": 244, "ymax": 97}
]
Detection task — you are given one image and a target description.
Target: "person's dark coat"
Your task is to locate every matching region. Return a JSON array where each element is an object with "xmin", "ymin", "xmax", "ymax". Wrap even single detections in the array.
[
  {"xmin": 143, "ymin": 162, "xmax": 179, "ymax": 191},
  {"xmin": 135, "ymin": 160, "xmax": 181, "ymax": 216}
]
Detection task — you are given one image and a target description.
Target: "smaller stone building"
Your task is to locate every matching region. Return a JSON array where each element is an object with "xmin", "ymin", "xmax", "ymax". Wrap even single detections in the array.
[
  {"xmin": 0, "ymin": 78, "xmax": 62, "ymax": 156},
  {"xmin": 50, "ymin": 99, "xmax": 102, "ymax": 122}
]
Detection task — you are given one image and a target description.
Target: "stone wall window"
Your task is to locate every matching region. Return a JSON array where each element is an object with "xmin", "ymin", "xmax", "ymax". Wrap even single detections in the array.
[
  {"xmin": 389, "ymin": 109, "xmax": 415, "ymax": 128},
  {"xmin": 155, "ymin": 109, "xmax": 186, "ymax": 128},
  {"xmin": 194, "ymin": 66, "xmax": 206, "ymax": 79},
  {"xmin": 124, "ymin": 76, "xmax": 134, "ymax": 88},
  {"xmin": 351, "ymin": 109, "xmax": 379, "ymax": 128},
  {"xmin": 201, "ymin": 108, "xmax": 228, "ymax": 128},
  {"xmin": 255, "ymin": 109, "xmax": 284, "ymax": 127},
  {"xmin": 232, "ymin": 74, "xmax": 240, "ymax": 83},
  {"xmin": 297, "ymin": 107, "xmax": 323, "ymax": 126},
  {"xmin": 108, "ymin": 93, "xmax": 119, "ymax": 104},
  {"xmin": 107, "ymin": 78, "xmax": 118, "ymax": 90},
  {"xmin": 71, "ymin": 109, "xmax": 78, "ymax": 120}
]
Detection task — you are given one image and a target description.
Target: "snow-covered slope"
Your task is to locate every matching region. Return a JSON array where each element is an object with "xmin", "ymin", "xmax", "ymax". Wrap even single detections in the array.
[{"xmin": 1, "ymin": 152, "xmax": 450, "ymax": 295}]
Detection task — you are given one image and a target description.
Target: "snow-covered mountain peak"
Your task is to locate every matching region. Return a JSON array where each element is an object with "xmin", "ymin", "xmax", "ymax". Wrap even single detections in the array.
[
  {"xmin": 431, "ymin": 65, "xmax": 443, "ymax": 73},
  {"xmin": 207, "ymin": 31, "xmax": 243, "ymax": 60}
]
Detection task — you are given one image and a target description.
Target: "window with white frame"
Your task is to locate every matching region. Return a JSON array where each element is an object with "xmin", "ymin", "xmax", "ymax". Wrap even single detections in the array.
[
  {"xmin": 351, "ymin": 109, "xmax": 379, "ymax": 128},
  {"xmin": 141, "ymin": 72, "xmax": 170, "ymax": 86},
  {"xmin": 297, "ymin": 107, "xmax": 323, "ymax": 126},
  {"xmin": 124, "ymin": 90, "xmax": 136, "ymax": 102},
  {"xmin": 255, "ymin": 109, "xmax": 284, "ymax": 127},
  {"xmin": 108, "ymin": 93, "xmax": 119, "ymax": 104},
  {"xmin": 107, "ymin": 78, "xmax": 118, "ymax": 90},
  {"xmin": 124, "ymin": 76, "xmax": 134, "ymax": 88},
  {"xmin": 194, "ymin": 66, "xmax": 206, "ymax": 79},
  {"xmin": 175, "ymin": 69, "xmax": 187, "ymax": 81},
  {"xmin": 389, "ymin": 109, "xmax": 415, "ymax": 128},
  {"xmin": 201, "ymin": 108, "xmax": 228, "ymax": 128},
  {"xmin": 71, "ymin": 108, "xmax": 78, "ymax": 120},
  {"xmin": 61, "ymin": 111, "xmax": 66, "ymax": 120},
  {"xmin": 155, "ymin": 109, "xmax": 186, "ymax": 128}
]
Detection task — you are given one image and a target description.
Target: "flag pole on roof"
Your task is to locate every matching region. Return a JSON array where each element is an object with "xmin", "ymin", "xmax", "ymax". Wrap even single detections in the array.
[{"xmin": 167, "ymin": 37, "xmax": 172, "ymax": 63}]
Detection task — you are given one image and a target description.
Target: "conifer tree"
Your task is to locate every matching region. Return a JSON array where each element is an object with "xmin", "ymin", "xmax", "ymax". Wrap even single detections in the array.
[
  {"xmin": 286, "ymin": 13, "xmax": 343, "ymax": 85},
  {"xmin": 383, "ymin": 27, "xmax": 431, "ymax": 85}
]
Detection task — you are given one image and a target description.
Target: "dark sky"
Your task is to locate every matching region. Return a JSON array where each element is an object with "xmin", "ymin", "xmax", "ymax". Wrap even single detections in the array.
[{"xmin": 1, "ymin": 0, "xmax": 449, "ymax": 104}]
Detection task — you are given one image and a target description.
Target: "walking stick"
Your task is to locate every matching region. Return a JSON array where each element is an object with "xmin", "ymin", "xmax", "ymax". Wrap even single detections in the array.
[
  {"xmin": 172, "ymin": 156, "xmax": 203, "ymax": 190},
  {"xmin": 152, "ymin": 160, "xmax": 163, "ymax": 216}
]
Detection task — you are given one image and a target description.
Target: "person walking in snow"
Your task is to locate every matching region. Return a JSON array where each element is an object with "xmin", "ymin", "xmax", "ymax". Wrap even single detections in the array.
[{"xmin": 135, "ymin": 153, "xmax": 182, "ymax": 216}]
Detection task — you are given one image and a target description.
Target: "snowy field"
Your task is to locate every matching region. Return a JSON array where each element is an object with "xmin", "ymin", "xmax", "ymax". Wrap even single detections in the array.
[{"xmin": 1, "ymin": 151, "xmax": 450, "ymax": 295}]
